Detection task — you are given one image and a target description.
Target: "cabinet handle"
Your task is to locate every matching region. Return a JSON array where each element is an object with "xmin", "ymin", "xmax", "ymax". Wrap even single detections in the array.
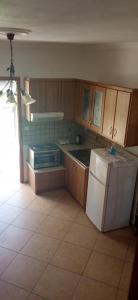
[
  {"xmin": 113, "ymin": 128, "xmax": 117, "ymax": 136},
  {"xmin": 109, "ymin": 126, "xmax": 113, "ymax": 135}
]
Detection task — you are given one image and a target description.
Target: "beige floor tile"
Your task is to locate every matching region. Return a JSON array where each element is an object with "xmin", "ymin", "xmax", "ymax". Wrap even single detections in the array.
[
  {"xmin": 60, "ymin": 193, "xmax": 77, "ymax": 204},
  {"xmin": 0, "ymin": 246, "xmax": 17, "ymax": 275},
  {"xmin": 0, "ymin": 204, "xmax": 23, "ymax": 224},
  {"xmin": 28, "ymin": 293, "xmax": 47, "ymax": 300},
  {"xmin": 50, "ymin": 202, "xmax": 80, "ymax": 221},
  {"xmin": 51, "ymin": 241, "xmax": 91, "ymax": 274},
  {"xmin": 116, "ymin": 289, "xmax": 128, "ymax": 300},
  {"xmin": 34, "ymin": 264, "xmax": 80, "ymax": 300},
  {"xmin": 64, "ymin": 223, "xmax": 98, "ymax": 249},
  {"xmin": 28, "ymin": 197, "xmax": 57, "ymax": 215},
  {"xmin": 40, "ymin": 189, "xmax": 66, "ymax": 201},
  {"xmin": 0, "ymin": 280, "xmax": 29, "ymax": 300},
  {"xmin": 84, "ymin": 251, "xmax": 124, "ymax": 287},
  {"xmin": 0, "ymin": 222, "xmax": 8, "ymax": 234},
  {"xmin": 6, "ymin": 190, "xmax": 35, "ymax": 208},
  {"xmin": 37, "ymin": 216, "xmax": 71, "ymax": 240},
  {"xmin": 0, "ymin": 225, "xmax": 33, "ymax": 251},
  {"xmin": 21, "ymin": 233, "xmax": 60, "ymax": 262},
  {"xmin": 75, "ymin": 210, "xmax": 94, "ymax": 227},
  {"xmin": 119, "ymin": 262, "xmax": 133, "ymax": 292},
  {"xmin": 110, "ymin": 227, "xmax": 133, "ymax": 239},
  {"xmin": 72, "ymin": 276, "xmax": 117, "ymax": 300},
  {"xmin": 126, "ymin": 239, "xmax": 136, "ymax": 263},
  {"xmin": 94, "ymin": 233, "xmax": 129, "ymax": 260},
  {"xmin": 1, "ymin": 254, "xmax": 46, "ymax": 291},
  {"xmin": 13, "ymin": 210, "xmax": 46, "ymax": 231}
]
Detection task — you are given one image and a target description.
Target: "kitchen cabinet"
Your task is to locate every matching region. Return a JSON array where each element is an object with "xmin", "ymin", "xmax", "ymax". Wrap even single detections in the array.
[
  {"xmin": 90, "ymin": 86, "xmax": 106, "ymax": 133},
  {"xmin": 64, "ymin": 154, "xmax": 88, "ymax": 208},
  {"xmin": 28, "ymin": 164, "xmax": 65, "ymax": 194},
  {"xmin": 75, "ymin": 81, "xmax": 91, "ymax": 127},
  {"xmin": 75, "ymin": 80, "xmax": 138, "ymax": 146},
  {"xmin": 61, "ymin": 80, "xmax": 75, "ymax": 120},
  {"xmin": 102, "ymin": 89, "xmax": 131, "ymax": 145},
  {"xmin": 75, "ymin": 81, "xmax": 82, "ymax": 124},
  {"xmin": 113, "ymin": 91, "xmax": 130, "ymax": 145},
  {"xmin": 102, "ymin": 89, "xmax": 117, "ymax": 139},
  {"xmin": 81, "ymin": 84, "xmax": 91, "ymax": 127},
  {"xmin": 24, "ymin": 78, "xmax": 75, "ymax": 121}
]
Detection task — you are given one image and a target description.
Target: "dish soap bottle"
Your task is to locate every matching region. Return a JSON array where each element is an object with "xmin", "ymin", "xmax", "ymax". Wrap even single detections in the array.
[{"xmin": 109, "ymin": 144, "xmax": 117, "ymax": 155}]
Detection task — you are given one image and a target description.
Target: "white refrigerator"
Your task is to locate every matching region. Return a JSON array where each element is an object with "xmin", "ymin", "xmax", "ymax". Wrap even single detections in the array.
[{"xmin": 86, "ymin": 148, "xmax": 138, "ymax": 232}]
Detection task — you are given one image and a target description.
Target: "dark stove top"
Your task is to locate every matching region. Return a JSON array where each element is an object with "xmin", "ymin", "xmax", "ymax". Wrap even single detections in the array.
[{"xmin": 31, "ymin": 144, "xmax": 58, "ymax": 152}]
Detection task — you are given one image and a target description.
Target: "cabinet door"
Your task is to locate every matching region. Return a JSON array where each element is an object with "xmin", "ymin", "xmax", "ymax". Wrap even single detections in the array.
[
  {"xmin": 28, "ymin": 79, "xmax": 47, "ymax": 113},
  {"xmin": 81, "ymin": 84, "xmax": 91, "ymax": 127},
  {"xmin": 90, "ymin": 86, "xmax": 105, "ymax": 133},
  {"xmin": 102, "ymin": 89, "xmax": 117, "ymax": 139},
  {"xmin": 75, "ymin": 163, "xmax": 88, "ymax": 208},
  {"xmin": 113, "ymin": 91, "xmax": 131, "ymax": 145},
  {"xmin": 64, "ymin": 155, "xmax": 74, "ymax": 192},
  {"xmin": 64, "ymin": 154, "xmax": 88, "ymax": 208},
  {"xmin": 25, "ymin": 79, "xmax": 61, "ymax": 117},
  {"xmin": 75, "ymin": 81, "xmax": 83, "ymax": 124},
  {"xmin": 75, "ymin": 82, "xmax": 91, "ymax": 127},
  {"xmin": 45, "ymin": 80, "xmax": 61, "ymax": 112},
  {"xmin": 61, "ymin": 80, "xmax": 75, "ymax": 120}
]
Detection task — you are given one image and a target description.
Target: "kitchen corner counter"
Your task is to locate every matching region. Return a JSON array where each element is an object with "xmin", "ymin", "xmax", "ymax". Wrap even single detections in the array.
[
  {"xmin": 57, "ymin": 142, "xmax": 92, "ymax": 152},
  {"xmin": 57, "ymin": 143, "xmax": 91, "ymax": 168}
]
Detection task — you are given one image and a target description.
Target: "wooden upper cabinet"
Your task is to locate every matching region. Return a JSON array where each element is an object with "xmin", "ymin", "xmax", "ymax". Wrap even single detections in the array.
[
  {"xmin": 24, "ymin": 78, "xmax": 75, "ymax": 121},
  {"xmin": 75, "ymin": 82, "xmax": 91, "ymax": 127},
  {"xmin": 25, "ymin": 78, "xmax": 61, "ymax": 118},
  {"xmin": 113, "ymin": 91, "xmax": 131, "ymax": 145},
  {"xmin": 81, "ymin": 84, "xmax": 91, "ymax": 127},
  {"xmin": 45, "ymin": 80, "xmax": 61, "ymax": 112},
  {"xmin": 102, "ymin": 89, "xmax": 131, "ymax": 145},
  {"xmin": 75, "ymin": 81, "xmax": 82, "ymax": 124},
  {"xmin": 90, "ymin": 86, "xmax": 106, "ymax": 133},
  {"xmin": 102, "ymin": 89, "xmax": 117, "ymax": 139},
  {"xmin": 61, "ymin": 80, "xmax": 75, "ymax": 120}
]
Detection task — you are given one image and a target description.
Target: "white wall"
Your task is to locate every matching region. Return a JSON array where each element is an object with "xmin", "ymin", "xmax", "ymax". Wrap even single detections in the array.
[
  {"xmin": 80, "ymin": 43, "xmax": 138, "ymax": 88},
  {"xmin": 0, "ymin": 41, "xmax": 85, "ymax": 81},
  {"xmin": 1, "ymin": 40, "xmax": 138, "ymax": 88}
]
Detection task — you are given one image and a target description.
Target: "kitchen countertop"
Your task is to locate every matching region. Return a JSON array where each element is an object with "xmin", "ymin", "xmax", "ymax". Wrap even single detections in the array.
[
  {"xmin": 57, "ymin": 142, "xmax": 92, "ymax": 168},
  {"xmin": 126, "ymin": 146, "xmax": 138, "ymax": 157}
]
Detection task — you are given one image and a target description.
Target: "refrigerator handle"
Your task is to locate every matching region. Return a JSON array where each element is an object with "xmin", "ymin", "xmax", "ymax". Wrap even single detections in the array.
[{"xmin": 89, "ymin": 171, "xmax": 105, "ymax": 186}]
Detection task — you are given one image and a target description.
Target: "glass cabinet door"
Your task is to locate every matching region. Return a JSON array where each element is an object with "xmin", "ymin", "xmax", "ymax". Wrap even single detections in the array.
[
  {"xmin": 93, "ymin": 90, "xmax": 103, "ymax": 127},
  {"xmin": 91, "ymin": 86, "xmax": 105, "ymax": 133},
  {"xmin": 82, "ymin": 84, "xmax": 91, "ymax": 127}
]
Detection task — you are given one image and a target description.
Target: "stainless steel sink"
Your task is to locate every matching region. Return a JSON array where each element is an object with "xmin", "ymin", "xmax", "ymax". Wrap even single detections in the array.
[{"xmin": 69, "ymin": 149, "xmax": 91, "ymax": 167}]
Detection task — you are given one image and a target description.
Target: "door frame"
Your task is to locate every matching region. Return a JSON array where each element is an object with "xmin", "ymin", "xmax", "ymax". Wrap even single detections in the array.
[{"xmin": 0, "ymin": 76, "xmax": 24, "ymax": 183}]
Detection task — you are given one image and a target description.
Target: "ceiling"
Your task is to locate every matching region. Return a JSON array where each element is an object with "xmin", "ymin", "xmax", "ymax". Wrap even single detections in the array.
[{"xmin": 0, "ymin": 0, "xmax": 138, "ymax": 43}]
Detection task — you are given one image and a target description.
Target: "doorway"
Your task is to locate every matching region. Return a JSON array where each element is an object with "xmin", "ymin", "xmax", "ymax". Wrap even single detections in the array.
[{"xmin": 0, "ymin": 78, "xmax": 23, "ymax": 193}]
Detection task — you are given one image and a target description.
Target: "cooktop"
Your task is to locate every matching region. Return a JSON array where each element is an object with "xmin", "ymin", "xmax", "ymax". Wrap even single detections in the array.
[{"xmin": 31, "ymin": 144, "xmax": 58, "ymax": 152}]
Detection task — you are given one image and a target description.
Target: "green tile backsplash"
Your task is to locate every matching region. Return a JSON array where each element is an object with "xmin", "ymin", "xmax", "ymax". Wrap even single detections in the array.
[{"xmin": 22, "ymin": 119, "xmax": 85, "ymax": 146}]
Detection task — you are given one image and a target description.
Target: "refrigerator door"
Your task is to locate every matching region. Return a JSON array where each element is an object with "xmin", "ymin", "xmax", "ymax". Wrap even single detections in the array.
[
  {"xmin": 103, "ymin": 162, "xmax": 138, "ymax": 231},
  {"xmin": 86, "ymin": 171, "xmax": 107, "ymax": 231},
  {"xmin": 89, "ymin": 150, "xmax": 109, "ymax": 184}
]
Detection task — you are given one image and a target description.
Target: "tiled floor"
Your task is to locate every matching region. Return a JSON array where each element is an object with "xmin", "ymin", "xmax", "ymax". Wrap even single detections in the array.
[{"xmin": 0, "ymin": 184, "xmax": 136, "ymax": 300}]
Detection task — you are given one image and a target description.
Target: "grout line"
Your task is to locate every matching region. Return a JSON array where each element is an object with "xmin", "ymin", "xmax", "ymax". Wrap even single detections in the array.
[{"xmin": 0, "ymin": 278, "xmax": 30, "ymax": 298}]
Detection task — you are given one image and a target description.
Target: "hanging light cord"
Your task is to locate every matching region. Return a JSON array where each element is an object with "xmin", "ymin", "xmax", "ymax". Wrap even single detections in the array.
[
  {"xmin": 7, "ymin": 33, "xmax": 15, "ymax": 93},
  {"xmin": 0, "ymin": 33, "xmax": 15, "ymax": 94}
]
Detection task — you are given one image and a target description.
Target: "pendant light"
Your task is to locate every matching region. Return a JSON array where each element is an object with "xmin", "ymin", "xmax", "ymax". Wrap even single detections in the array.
[{"xmin": 0, "ymin": 28, "xmax": 37, "ymax": 105}]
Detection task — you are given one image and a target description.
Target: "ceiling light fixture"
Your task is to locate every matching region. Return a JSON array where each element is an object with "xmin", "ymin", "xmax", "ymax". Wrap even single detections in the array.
[{"xmin": 0, "ymin": 28, "xmax": 36, "ymax": 105}]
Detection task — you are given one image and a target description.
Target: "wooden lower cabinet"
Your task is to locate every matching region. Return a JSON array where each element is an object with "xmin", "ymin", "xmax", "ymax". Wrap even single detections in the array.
[
  {"xmin": 64, "ymin": 154, "xmax": 88, "ymax": 208},
  {"xmin": 28, "ymin": 165, "xmax": 65, "ymax": 194}
]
